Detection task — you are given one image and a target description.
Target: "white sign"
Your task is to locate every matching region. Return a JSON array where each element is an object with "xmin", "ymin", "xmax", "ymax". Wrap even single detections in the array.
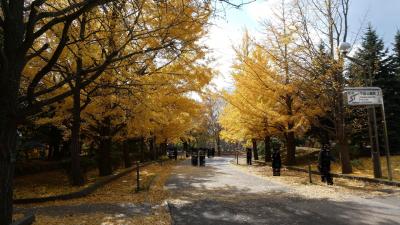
[{"xmin": 344, "ymin": 87, "xmax": 383, "ymax": 106}]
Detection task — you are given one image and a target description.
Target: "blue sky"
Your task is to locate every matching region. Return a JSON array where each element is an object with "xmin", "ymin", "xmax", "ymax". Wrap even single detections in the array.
[
  {"xmin": 208, "ymin": 0, "xmax": 400, "ymax": 90},
  {"xmin": 349, "ymin": 0, "xmax": 400, "ymax": 44}
]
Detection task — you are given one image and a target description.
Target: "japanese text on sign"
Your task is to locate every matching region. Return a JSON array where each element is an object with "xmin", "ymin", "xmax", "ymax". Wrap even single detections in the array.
[{"xmin": 344, "ymin": 87, "xmax": 383, "ymax": 106}]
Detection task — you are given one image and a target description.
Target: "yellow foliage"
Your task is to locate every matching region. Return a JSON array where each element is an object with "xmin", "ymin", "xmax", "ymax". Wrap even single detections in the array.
[
  {"xmin": 220, "ymin": 24, "xmax": 326, "ymax": 143},
  {"xmin": 27, "ymin": 0, "xmax": 214, "ymax": 147}
]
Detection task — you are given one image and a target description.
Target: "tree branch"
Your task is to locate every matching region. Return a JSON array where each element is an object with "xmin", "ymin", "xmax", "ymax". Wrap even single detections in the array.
[{"xmin": 26, "ymin": 19, "xmax": 72, "ymax": 104}]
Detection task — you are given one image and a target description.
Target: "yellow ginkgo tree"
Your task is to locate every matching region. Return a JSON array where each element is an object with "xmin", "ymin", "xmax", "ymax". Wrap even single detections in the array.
[{"xmin": 220, "ymin": 28, "xmax": 324, "ymax": 164}]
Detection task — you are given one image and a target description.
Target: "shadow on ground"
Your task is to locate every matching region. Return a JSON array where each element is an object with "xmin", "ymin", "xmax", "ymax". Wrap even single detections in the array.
[
  {"xmin": 15, "ymin": 202, "xmax": 155, "ymax": 217},
  {"xmin": 166, "ymin": 157, "xmax": 400, "ymax": 225}
]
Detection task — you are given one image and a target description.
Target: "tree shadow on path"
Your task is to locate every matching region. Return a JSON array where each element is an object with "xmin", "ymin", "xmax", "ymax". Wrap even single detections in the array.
[{"xmin": 166, "ymin": 157, "xmax": 400, "ymax": 225}]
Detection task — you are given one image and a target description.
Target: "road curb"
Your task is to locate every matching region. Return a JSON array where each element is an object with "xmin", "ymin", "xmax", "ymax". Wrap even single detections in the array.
[
  {"xmin": 253, "ymin": 160, "xmax": 400, "ymax": 187},
  {"xmin": 11, "ymin": 213, "xmax": 35, "ymax": 225},
  {"xmin": 166, "ymin": 201, "xmax": 177, "ymax": 225},
  {"xmin": 14, "ymin": 161, "xmax": 154, "ymax": 204}
]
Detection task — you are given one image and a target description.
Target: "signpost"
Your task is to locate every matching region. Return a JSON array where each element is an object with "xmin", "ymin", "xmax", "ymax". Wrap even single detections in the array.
[
  {"xmin": 344, "ymin": 87, "xmax": 393, "ymax": 181},
  {"xmin": 344, "ymin": 87, "xmax": 383, "ymax": 106}
]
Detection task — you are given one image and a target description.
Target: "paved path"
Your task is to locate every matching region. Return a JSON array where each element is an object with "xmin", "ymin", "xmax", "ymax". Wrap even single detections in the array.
[{"xmin": 166, "ymin": 157, "xmax": 400, "ymax": 225}]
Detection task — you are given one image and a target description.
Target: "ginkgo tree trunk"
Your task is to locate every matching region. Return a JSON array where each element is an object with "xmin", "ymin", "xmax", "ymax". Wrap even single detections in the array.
[
  {"xmin": 0, "ymin": 0, "xmax": 213, "ymax": 223},
  {"xmin": 0, "ymin": 1, "xmax": 114, "ymax": 223},
  {"xmin": 264, "ymin": 135, "xmax": 271, "ymax": 162},
  {"xmin": 252, "ymin": 138, "xmax": 258, "ymax": 160}
]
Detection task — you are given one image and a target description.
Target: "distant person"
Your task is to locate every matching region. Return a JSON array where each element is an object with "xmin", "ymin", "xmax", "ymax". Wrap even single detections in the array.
[
  {"xmin": 173, "ymin": 148, "xmax": 178, "ymax": 161},
  {"xmin": 246, "ymin": 148, "xmax": 252, "ymax": 165},
  {"xmin": 318, "ymin": 144, "xmax": 335, "ymax": 185},
  {"xmin": 271, "ymin": 140, "xmax": 282, "ymax": 176},
  {"xmin": 191, "ymin": 148, "xmax": 198, "ymax": 166},
  {"xmin": 199, "ymin": 148, "xmax": 206, "ymax": 166}
]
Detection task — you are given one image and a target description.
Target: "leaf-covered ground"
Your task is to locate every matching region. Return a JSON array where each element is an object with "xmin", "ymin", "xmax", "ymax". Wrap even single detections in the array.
[
  {"xmin": 14, "ymin": 160, "xmax": 179, "ymax": 225},
  {"xmin": 234, "ymin": 158, "xmax": 400, "ymax": 200},
  {"xmin": 274, "ymin": 147, "xmax": 400, "ymax": 181},
  {"xmin": 296, "ymin": 153, "xmax": 400, "ymax": 181},
  {"xmin": 14, "ymin": 167, "xmax": 113, "ymax": 199}
]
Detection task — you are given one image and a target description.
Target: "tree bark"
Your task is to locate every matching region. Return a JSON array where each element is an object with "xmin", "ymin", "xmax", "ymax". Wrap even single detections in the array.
[
  {"xmin": 140, "ymin": 137, "xmax": 145, "ymax": 162},
  {"xmin": 149, "ymin": 137, "xmax": 155, "ymax": 160},
  {"xmin": 337, "ymin": 115, "xmax": 352, "ymax": 174},
  {"xmin": 336, "ymin": 64, "xmax": 352, "ymax": 174},
  {"xmin": 152, "ymin": 136, "xmax": 157, "ymax": 160},
  {"xmin": 0, "ymin": 120, "xmax": 17, "ymax": 225},
  {"xmin": 285, "ymin": 131, "xmax": 296, "ymax": 165},
  {"xmin": 216, "ymin": 134, "xmax": 221, "ymax": 156},
  {"xmin": 0, "ymin": 2, "xmax": 24, "ymax": 223},
  {"xmin": 264, "ymin": 136, "xmax": 271, "ymax": 162},
  {"xmin": 161, "ymin": 141, "xmax": 167, "ymax": 156},
  {"xmin": 47, "ymin": 143, "xmax": 54, "ymax": 160},
  {"xmin": 69, "ymin": 75, "xmax": 85, "ymax": 185},
  {"xmin": 122, "ymin": 142, "xmax": 131, "ymax": 168},
  {"xmin": 183, "ymin": 141, "xmax": 188, "ymax": 156},
  {"xmin": 96, "ymin": 116, "xmax": 114, "ymax": 176},
  {"xmin": 252, "ymin": 138, "xmax": 258, "ymax": 160},
  {"xmin": 98, "ymin": 137, "xmax": 112, "ymax": 176}
]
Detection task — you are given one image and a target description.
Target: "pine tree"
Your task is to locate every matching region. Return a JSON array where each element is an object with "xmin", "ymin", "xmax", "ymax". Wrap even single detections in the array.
[
  {"xmin": 350, "ymin": 26, "xmax": 400, "ymax": 153},
  {"xmin": 384, "ymin": 31, "xmax": 400, "ymax": 152},
  {"xmin": 352, "ymin": 26, "xmax": 388, "ymax": 82},
  {"xmin": 392, "ymin": 31, "xmax": 400, "ymax": 72}
]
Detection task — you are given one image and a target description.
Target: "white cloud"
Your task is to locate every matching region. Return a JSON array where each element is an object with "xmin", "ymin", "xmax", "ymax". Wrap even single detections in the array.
[
  {"xmin": 245, "ymin": 0, "xmax": 280, "ymax": 23},
  {"xmin": 206, "ymin": 17, "xmax": 245, "ymax": 91}
]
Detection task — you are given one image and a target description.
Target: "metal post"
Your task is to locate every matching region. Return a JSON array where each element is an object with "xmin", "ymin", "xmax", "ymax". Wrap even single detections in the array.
[
  {"xmin": 366, "ymin": 106, "xmax": 375, "ymax": 155},
  {"xmin": 236, "ymin": 151, "xmax": 239, "ymax": 165},
  {"xmin": 371, "ymin": 106, "xmax": 383, "ymax": 178},
  {"xmin": 367, "ymin": 63, "xmax": 382, "ymax": 178},
  {"xmin": 366, "ymin": 108, "xmax": 381, "ymax": 178},
  {"xmin": 381, "ymin": 103, "xmax": 393, "ymax": 181},
  {"xmin": 308, "ymin": 164, "xmax": 312, "ymax": 183}
]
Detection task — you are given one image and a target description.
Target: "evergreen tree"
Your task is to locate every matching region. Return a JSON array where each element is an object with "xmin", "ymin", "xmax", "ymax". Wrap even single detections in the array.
[
  {"xmin": 350, "ymin": 26, "xmax": 400, "ymax": 153},
  {"xmin": 385, "ymin": 31, "xmax": 400, "ymax": 152},
  {"xmin": 393, "ymin": 31, "xmax": 400, "ymax": 74},
  {"xmin": 354, "ymin": 26, "xmax": 389, "ymax": 83}
]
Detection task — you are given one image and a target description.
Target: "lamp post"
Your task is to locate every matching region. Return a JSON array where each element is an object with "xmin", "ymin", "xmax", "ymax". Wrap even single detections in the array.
[
  {"xmin": 339, "ymin": 43, "xmax": 382, "ymax": 178},
  {"xmin": 339, "ymin": 42, "xmax": 392, "ymax": 180}
]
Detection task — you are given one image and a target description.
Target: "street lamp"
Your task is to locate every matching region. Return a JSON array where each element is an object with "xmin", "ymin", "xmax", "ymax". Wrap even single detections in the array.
[
  {"xmin": 339, "ymin": 42, "xmax": 393, "ymax": 180},
  {"xmin": 339, "ymin": 42, "xmax": 352, "ymax": 54}
]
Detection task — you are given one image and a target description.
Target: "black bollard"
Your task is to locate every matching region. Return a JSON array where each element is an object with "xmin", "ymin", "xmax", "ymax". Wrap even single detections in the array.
[{"xmin": 136, "ymin": 161, "xmax": 140, "ymax": 192}]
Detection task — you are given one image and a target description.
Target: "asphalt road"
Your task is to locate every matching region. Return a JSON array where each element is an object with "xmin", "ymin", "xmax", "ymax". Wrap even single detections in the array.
[{"xmin": 165, "ymin": 157, "xmax": 400, "ymax": 225}]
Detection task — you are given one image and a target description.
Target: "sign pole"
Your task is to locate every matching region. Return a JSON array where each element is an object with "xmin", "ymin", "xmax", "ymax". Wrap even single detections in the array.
[
  {"xmin": 366, "ymin": 107, "xmax": 382, "ymax": 178},
  {"xmin": 344, "ymin": 87, "xmax": 385, "ymax": 179},
  {"xmin": 371, "ymin": 106, "xmax": 382, "ymax": 178},
  {"xmin": 381, "ymin": 102, "xmax": 393, "ymax": 181},
  {"xmin": 366, "ymin": 66, "xmax": 382, "ymax": 179}
]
